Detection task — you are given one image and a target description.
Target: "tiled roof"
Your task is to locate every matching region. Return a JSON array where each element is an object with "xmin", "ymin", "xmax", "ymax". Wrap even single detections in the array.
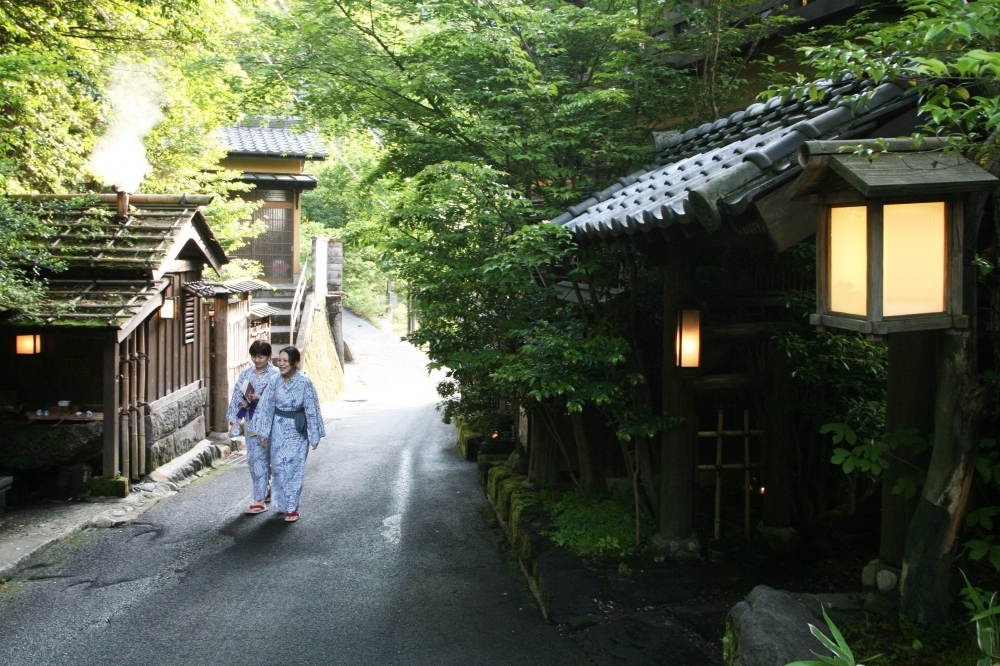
[
  {"xmin": 183, "ymin": 279, "xmax": 270, "ymax": 297},
  {"xmin": 220, "ymin": 118, "xmax": 329, "ymax": 160},
  {"xmin": 23, "ymin": 194, "xmax": 226, "ymax": 279},
  {"xmin": 6, "ymin": 194, "xmax": 227, "ymax": 332},
  {"xmin": 549, "ymin": 78, "xmax": 917, "ymax": 240}
]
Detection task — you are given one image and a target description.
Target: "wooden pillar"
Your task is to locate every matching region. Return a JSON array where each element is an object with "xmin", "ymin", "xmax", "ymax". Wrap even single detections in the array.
[
  {"xmin": 102, "ymin": 335, "xmax": 120, "ymax": 478},
  {"xmin": 761, "ymin": 339, "xmax": 796, "ymax": 528},
  {"xmin": 659, "ymin": 248, "xmax": 696, "ymax": 539},
  {"xmin": 211, "ymin": 294, "xmax": 230, "ymax": 431},
  {"xmin": 881, "ymin": 330, "xmax": 936, "ymax": 566},
  {"xmin": 327, "ymin": 240, "xmax": 344, "ymax": 369}
]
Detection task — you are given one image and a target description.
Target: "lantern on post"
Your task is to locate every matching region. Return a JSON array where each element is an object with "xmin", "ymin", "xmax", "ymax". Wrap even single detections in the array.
[
  {"xmin": 675, "ymin": 309, "xmax": 701, "ymax": 368},
  {"xmin": 791, "ymin": 139, "xmax": 997, "ymax": 337}
]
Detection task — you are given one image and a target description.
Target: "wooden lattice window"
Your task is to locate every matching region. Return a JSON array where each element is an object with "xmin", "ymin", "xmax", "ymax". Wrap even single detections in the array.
[
  {"xmin": 230, "ymin": 189, "xmax": 295, "ymax": 281},
  {"xmin": 184, "ymin": 295, "xmax": 197, "ymax": 344}
]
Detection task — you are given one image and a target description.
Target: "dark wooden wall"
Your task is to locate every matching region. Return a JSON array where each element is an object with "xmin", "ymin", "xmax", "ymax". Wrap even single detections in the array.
[{"xmin": 145, "ymin": 270, "xmax": 208, "ymax": 403}]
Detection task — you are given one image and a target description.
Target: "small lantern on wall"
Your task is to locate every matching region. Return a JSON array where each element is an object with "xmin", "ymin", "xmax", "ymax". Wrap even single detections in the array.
[
  {"xmin": 160, "ymin": 297, "xmax": 176, "ymax": 319},
  {"xmin": 675, "ymin": 309, "xmax": 701, "ymax": 368},
  {"xmin": 16, "ymin": 334, "xmax": 42, "ymax": 355},
  {"xmin": 792, "ymin": 139, "xmax": 998, "ymax": 337}
]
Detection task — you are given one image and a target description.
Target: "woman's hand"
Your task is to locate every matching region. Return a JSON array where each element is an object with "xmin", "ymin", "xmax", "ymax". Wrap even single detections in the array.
[{"xmin": 310, "ymin": 442, "xmax": 319, "ymax": 450}]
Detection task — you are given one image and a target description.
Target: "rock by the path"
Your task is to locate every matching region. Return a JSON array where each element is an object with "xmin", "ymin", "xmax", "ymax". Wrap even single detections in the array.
[{"xmin": 726, "ymin": 585, "xmax": 831, "ymax": 666}]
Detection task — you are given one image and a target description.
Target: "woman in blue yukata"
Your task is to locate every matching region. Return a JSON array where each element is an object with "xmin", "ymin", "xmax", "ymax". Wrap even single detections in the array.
[
  {"xmin": 256, "ymin": 346, "xmax": 325, "ymax": 523},
  {"xmin": 227, "ymin": 340, "xmax": 282, "ymax": 515}
]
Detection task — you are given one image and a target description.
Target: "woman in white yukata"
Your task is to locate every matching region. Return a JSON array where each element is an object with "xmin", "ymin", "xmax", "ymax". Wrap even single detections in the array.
[
  {"xmin": 256, "ymin": 346, "xmax": 325, "ymax": 523},
  {"xmin": 227, "ymin": 340, "xmax": 282, "ymax": 515}
]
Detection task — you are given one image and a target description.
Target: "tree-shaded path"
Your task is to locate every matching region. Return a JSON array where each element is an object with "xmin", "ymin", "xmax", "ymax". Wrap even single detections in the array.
[{"xmin": 0, "ymin": 312, "xmax": 588, "ymax": 665}]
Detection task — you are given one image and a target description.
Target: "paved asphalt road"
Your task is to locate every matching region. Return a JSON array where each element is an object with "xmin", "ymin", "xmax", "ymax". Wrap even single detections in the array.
[{"xmin": 0, "ymin": 312, "xmax": 588, "ymax": 666}]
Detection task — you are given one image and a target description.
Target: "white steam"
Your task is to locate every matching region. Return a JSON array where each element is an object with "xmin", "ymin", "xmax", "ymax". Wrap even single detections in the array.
[{"xmin": 87, "ymin": 69, "xmax": 165, "ymax": 192}]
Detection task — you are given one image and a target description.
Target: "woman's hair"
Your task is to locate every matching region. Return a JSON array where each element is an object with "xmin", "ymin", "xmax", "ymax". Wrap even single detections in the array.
[
  {"xmin": 281, "ymin": 346, "xmax": 301, "ymax": 366},
  {"xmin": 249, "ymin": 340, "xmax": 272, "ymax": 358}
]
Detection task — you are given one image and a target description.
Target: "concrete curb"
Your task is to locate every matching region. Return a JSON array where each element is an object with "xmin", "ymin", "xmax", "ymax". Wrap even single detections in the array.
[{"xmin": 148, "ymin": 439, "xmax": 232, "ymax": 487}]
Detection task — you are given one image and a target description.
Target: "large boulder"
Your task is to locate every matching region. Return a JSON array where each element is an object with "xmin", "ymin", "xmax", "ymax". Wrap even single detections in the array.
[
  {"xmin": 726, "ymin": 585, "xmax": 831, "ymax": 666},
  {"xmin": 0, "ymin": 422, "xmax": 102, "ymax": 469}
]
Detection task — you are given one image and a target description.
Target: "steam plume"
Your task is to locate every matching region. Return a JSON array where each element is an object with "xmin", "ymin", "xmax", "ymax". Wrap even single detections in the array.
[{"xmin": 87, "ymin": 68, "xmax": 164, "ymax": 192}]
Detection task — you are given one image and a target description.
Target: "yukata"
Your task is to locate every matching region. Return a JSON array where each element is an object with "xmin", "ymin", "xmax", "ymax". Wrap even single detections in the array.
[
  {"xmin": 227, "ymin": 363, "xmax": 282, "ymax": 502},
  {"xmin": 256, "ymin": 372, "xmax": 325, "ymax": 514}
]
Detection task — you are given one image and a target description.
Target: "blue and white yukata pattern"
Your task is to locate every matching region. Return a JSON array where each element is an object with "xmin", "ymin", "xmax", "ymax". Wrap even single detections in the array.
[
  {"xmin": 256, "ymin": 372, "xmax": 325, "ymax": 513},
  {"xmin": 227, "ymin": 363, "xmax": 282, "ymax": 503}
]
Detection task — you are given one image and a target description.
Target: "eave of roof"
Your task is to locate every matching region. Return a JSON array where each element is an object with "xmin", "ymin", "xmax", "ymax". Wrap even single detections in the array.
[
  {"xmin": 549, "ymin": 78, "xmax": 918, "ymax": 241},
  {"xmin": 239, "ymin": 172, "xmax": 320, "ymax": 190},
  {"xmin": 7, "ymin": 278, "xmax": 169, "ymax": 341}
]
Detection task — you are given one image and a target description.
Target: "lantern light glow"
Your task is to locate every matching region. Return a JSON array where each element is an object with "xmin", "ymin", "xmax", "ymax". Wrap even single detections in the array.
[
  {"xmin": 675, "ymin": 310, "xmax": 701, "ymax": 368},
  {"xmin": 16, "ymin": 334, "xmax": 42, "ymax": 355},
  {"xmin": 160, "ymin": 297, "xmax": 176, "ymax": 319}
]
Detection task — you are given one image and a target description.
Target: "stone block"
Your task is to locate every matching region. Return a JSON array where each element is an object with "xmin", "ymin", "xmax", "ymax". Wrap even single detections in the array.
[
  {"xmin": 0, "ymin": 422, "xmax": 103, "ymax": 470},
  {"xmin": 175, "ymin": 388, "xmax": 207, "ymax": 428},
  {"xmin": 90, "ymin": 475, "xmax": 130, "ymax": 498},
  {"xmin": 726, "ymin": 585, "xmax": 829, "ymax": 666},
  {"xmin": 146, "ymin": 403, "xmax": 178, "ymax": 442}
]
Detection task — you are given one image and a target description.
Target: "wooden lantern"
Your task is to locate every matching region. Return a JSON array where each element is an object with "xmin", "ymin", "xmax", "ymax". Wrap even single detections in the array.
[{"xmin": 792, "ymin": 139, "xmax": 998, "ymax": 336}]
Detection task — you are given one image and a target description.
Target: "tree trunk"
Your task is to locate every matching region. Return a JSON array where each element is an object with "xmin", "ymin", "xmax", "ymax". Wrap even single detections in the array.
[
  {"xmin": 900, "ymin": 329, "xmax": 984, "ymax": 624},
  {"xmin": 881, "ymin": 331, "xmax": 936, "ymax": 567},
  {"xmin": 571, "ymin": 412, "xmax": 595, "ymax": 492},
  {"xmin": 528, "ymin": 408, "xmax": 560, "ymax": 487}
]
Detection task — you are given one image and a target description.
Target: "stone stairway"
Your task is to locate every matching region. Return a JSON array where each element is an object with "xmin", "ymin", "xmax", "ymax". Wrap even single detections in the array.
[{"xmin": 253, "ymin": 283, "xmax": 297, "ymax": 347}]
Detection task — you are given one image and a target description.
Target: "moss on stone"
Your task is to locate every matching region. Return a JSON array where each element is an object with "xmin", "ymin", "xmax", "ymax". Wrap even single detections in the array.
[
  {"xmin": 478, "ymin": 454, "xmax": 506, "ymax": 487},
  {"xmin": 90, "ymin": 475, "xmax": 129, "ymax": 497}
]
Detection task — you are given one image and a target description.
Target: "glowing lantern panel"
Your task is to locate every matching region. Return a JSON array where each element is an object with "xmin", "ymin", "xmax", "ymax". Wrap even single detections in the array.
[
  {"xmin": 883, "ymin": 202, "xmax": 945, "ymax": 317},
  {"xmin": 675, "ymin": 310, "xmax": 701, "ymax": 368},
  {"xmin": 829, "ymin": 206, "xmax": 868, "ymax": 316},
  {"xmin": 16, "ymin": 334, "xmax": 41, "ymax": 354}
]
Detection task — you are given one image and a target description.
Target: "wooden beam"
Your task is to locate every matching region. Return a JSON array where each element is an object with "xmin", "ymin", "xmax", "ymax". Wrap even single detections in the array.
[{"xmin": 212, "ymin": 294, "xmax": 230, "ymax": 432}]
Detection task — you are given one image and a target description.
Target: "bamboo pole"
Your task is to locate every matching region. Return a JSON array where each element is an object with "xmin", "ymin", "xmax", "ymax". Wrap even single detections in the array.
[
  {"xmin": 129, "ymin": 336, "xmax": 139, "ymax": 479},
  {"xmin": 137, "ymin": 324, "xmax": 147, "ymax": 476},
  {"xmin": 119, "ymin": 341, "xmax": 130, "ymax": 479}
]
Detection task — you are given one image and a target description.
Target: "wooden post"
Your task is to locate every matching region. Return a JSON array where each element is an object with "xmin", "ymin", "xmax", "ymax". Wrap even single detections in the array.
[
  {"xmin": 211, "ymin": 293, "xmax": 230, "ymax": 432},
  {"xmin": 660, "ymin": 248, "xmax": 696, "ymax": 539},
  {"xmin": 328, "ymin": 240, "xmax": 345, "ymax": 370},
  {"xmin": 762, "ymin": 339, "xmax": 796, "ymax": 528},
  {"xmin": 899, "ymin": 186, "xmax": 992, "ymax": 625},
  {"xmin": 881, "ymin": 330, "xmax": 936, "ymax": 566},
  {"xmin": 102, "ymin": 336, "xmax": 120, "ymax": 478}
]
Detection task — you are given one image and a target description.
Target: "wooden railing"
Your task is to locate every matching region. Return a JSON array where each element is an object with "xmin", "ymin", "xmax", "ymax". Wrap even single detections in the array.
[{"xmin": 288, "ymin": 258, "xmax": 310, "ymax": 346}]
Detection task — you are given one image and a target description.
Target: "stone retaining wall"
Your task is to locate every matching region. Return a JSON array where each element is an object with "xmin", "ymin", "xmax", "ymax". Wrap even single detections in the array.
[{"xmin": 145, "ymin": 387, "xmax": 209, "ymax": 471}]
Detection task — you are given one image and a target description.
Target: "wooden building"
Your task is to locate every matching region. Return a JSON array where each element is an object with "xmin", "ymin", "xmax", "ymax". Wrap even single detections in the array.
[
  {"xmin": 0, "ymin": 192, "xmax": 226, "ymax": 481},
  {"xmin": 219, "ymin": 117, "xmax": 328, "ymax": 283},
  {"xmin": 547, "ymin": 76, "xmax": 923, "ymax": 546}
]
